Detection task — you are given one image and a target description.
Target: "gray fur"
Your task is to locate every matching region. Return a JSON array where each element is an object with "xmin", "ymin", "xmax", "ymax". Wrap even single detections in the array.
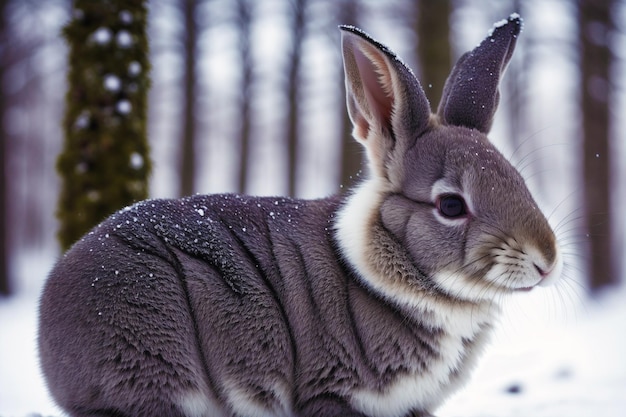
[
  {"xmin": 438, "ymin": 14, "xmax": 522, "ymax": 133},
  {"xmin": 39, "ymin": 15, "xmax": 561, "ymax": 417}
]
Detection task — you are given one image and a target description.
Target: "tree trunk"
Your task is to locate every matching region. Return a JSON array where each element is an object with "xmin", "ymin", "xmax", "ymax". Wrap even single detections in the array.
[
  {"xmin": 179, "ymin": 0, "xmax": 198, "ymax": 197},
  {"xmin": 57, "ymin": 0, "xmax": 152, "ymax": 251},
  {"xmin": 578, "ymin": 0, "xmax": 617, "ymax": 290},
  {"xmin": 236, "ymin": 0, "xmax": 253, "ymax": 194},
  {"xmin": 0, "ymin": 0, "xmax": 9, "ymax": 295},
  {"xmin": 286, "ymin": 0, "xmax": 306, "ymax": 197},
  {"xmin": 415, "ymin": 0, "xmax": 451, "ymax": 110}
]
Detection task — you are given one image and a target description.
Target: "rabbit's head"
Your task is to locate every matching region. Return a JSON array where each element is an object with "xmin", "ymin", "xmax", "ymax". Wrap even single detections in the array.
[{"xmin": 337, "ymin": 15, "xmax": 562, "ymax": 305}]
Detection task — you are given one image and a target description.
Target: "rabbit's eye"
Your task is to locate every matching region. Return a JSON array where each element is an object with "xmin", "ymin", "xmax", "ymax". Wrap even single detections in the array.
[{"xmin": 437, "ymin": 194, "xmax": 467, "ymax": 218}]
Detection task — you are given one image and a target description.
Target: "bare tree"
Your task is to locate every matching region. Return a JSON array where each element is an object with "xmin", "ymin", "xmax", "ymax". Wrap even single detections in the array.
[
  {"xmin": 57, "ymin": 0, "xmax": 151, "ymax": 250},
  {"xmin": 415, "ymin": 0, "xmax": 452, "ymax": 110},
  {"xmin": 578, "ymin": 0, "xmax": 617, "ymax": 290},
  {"xmin": 0, "ymin": 0, "xmax": 8, "ymax": 295},
  {"xmin": 178, "ymin": 0, "xmax": 200, "ymax": 197},
  {"xmin": 0, "ymin": 0, "xmax": 69, "ymax": 291},
  {"xmin": 286, "ymin": 0, "xmax": 307, "ymax": 197},
  {"xmin": 236, "ymin": 0, "xmax": 253, "ymax": 194}
]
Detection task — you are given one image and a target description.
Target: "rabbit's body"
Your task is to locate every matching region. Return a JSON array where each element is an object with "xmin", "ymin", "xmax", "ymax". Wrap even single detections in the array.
[
  {"xmin": 39, "ymin": 15, "xmax": 562, "ymax": 417},
  {"xmin": 40, "ymin": 193, "xmax": 495, "ymax": 417}
]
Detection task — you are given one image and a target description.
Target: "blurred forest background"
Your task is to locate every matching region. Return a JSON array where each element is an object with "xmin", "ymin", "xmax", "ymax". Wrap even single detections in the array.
[{"xmin": 0, "ymin": 0, "xmax": 624, "ymax": 297}]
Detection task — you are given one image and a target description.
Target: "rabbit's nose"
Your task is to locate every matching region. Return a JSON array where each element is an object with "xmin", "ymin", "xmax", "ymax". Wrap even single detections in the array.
[{"xmin": 535, "ymin": 249, "xmax": 563, "ymax": 287}]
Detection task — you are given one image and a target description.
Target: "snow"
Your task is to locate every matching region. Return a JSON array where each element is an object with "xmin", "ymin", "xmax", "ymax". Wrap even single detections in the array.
[
  {"xmin": 91, "ymin": 27, "xmax": 112, "ymax": 45},
  {"xmin": 130, "ymin": 152, "xmax": 144, "ymax": 169},
  {"xmin": 128, "ymin": 61, "xmax": 142, "ymax": 76},
  {"xmin": 116, "ymin": 30, "xmax": 133, "ymax": 48},
  {"xmin": 1, "ymin": 249, "xmax": 625, "ymax": 417},
  {"xmin": 73, "ymin": 111, "xmax": 89, "ymax": 130},
  {"xmin": 103, "ymin": 74, "xmax": 121, "ymax": 92},
  {"xmin": 0, "ymin": 250, "xmax": 61, "ymax": 417},
  {"xmin": 116, "ymin": 99, "xmax": 132, "ymax": 114},
  {"xmin": 439, "ymin": 286, "xmax": 626, "ymax": 417},
  {"xmin": 488, "ymin": 13, "xmax": 523, "ymax": 38},
  {"xmin": 119, "ymin": 10, "xmax": 133, "ymax": 25}
]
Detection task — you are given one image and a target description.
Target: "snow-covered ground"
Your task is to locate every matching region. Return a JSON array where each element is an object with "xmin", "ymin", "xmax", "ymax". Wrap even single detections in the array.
[
  {"xmin": 1, "ymin": 249, "xmax": 625, "ymax": 417},
  {"xmin": 440, "ymin": 285, "xmax": 626, "ymax": 417},
  {"xmin": 1, "ymin": 250, "xmax": 62, "ymax": 417}
]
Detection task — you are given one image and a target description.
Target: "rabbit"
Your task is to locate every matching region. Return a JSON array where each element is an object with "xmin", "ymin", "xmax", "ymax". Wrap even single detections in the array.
[{"xmin": 39, "ymin": 13, "xmax": 562, "ymax": 417}]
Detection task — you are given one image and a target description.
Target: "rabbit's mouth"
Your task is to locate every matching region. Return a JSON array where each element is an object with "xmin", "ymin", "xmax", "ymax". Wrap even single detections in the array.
[
  {"xmin": 513, "ymin": 259, "xmax": 562, "ymax": 292},
  {"xmin": 431, "ymin": 245, "xmax": 562, "ymax": 302},
  {"xmin": 476, "ymin": 234, "xmax": 563, "ymax": 295}
]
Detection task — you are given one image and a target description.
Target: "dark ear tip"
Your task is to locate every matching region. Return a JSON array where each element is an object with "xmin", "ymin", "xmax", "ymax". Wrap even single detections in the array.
[
  {"xmin": 338, "ymin": 25, "xmax": 400, "ymax": 63},
  {"xmin": 339, "ymin": 25, "xmax": 374, "ymax": 45},
  {"xmin": 339, "ymin": 25, "xmax": 367, "ymax": 37},
  {"xmin": 339, "ymin": 24, "xmax": 355, "ymax": 32},
  {"xmin": 489, "ymin": 13, "xmax": 523, "ymax": 38}
]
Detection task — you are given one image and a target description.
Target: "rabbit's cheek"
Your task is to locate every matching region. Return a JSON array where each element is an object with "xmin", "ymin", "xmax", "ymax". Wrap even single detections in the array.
[
  {"xmin": 380, "ymin": 195, "xmax": 416, "ymax": 242},
  {"xmin": 404, "ymin": 215, "xmax": 465, "ymax": 271}
]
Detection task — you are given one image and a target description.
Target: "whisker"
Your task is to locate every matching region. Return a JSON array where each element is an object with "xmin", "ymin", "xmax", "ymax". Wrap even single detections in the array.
[
  {"xmin": 546, "ymin": 189, "xmax": 581, "ymax": 219},
  {"xmin": 507, "ymin": 126, "xmax": 554, "ymax": 164},
  {"xmin": 514, "ymin": 142, "xmax": 572, "ymax": 179}
]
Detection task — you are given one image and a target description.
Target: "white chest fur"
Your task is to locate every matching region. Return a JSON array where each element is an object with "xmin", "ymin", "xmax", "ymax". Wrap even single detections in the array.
[
  {"xmin": 348, "ymin": 316, "xmax": 494, "ymax": 417},
  {"xmin": 336, "ymin": 179, "xmax": 499, "ymax": 416}
]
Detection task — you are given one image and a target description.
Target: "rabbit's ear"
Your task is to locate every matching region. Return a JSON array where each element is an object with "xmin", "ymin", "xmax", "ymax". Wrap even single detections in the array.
[
  {"xmin": 340, "ymin": 26, "xmax": 431, "ymax": 176},
  {"xmin": 437, "ymin": 14, "xmax": 522, "ymax": 133}
]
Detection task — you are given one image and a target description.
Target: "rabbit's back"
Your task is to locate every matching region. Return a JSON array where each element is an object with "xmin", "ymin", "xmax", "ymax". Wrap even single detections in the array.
[
  {"xmin": 39, "ymin": 194, "xmax": 354, "ymax": 416},
  {"xmin": 39, "ymin": 199, "xmax": 221, "ymax": 416}
]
